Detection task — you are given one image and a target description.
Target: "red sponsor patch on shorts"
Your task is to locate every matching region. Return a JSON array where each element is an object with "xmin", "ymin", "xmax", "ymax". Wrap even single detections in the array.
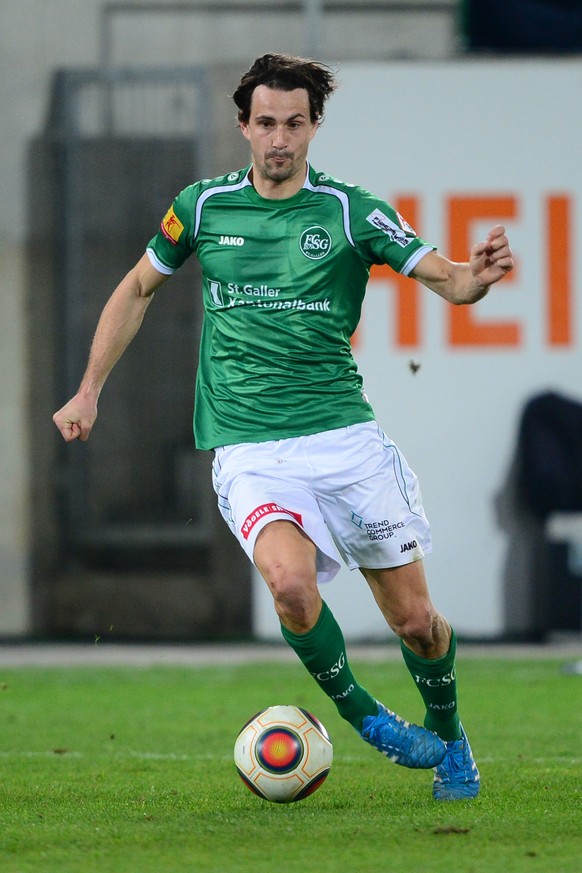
[{"xmin": 241, "ymin": 503, "xmax": 303, "ymax": 540}]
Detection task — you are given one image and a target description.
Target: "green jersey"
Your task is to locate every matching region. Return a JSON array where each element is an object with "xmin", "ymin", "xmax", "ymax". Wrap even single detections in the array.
[{"xmin": 146, "ymin": 164, "xmax": 434, "ymax": 450}]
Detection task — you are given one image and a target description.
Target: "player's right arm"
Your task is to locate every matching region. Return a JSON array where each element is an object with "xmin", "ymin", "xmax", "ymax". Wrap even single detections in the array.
[{"xmin": 52, "ymin": 254, "xmax": 169, "ymax": 443}]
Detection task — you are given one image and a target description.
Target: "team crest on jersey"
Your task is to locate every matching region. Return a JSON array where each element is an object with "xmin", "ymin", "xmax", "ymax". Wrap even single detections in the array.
[
  {"xmin": 299, "ymin": 226, "xmax": 332, "ymax": 260},
  {"xmin": 366, "ymin": 208, "xmax": 415, "ymax": 248},
  {"xmin": 161, "ymin": 206, "xmax": 184, "ymax": 245}
]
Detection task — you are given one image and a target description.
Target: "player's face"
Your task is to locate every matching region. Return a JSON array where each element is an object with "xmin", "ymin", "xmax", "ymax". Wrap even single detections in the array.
[{"xmin": 240, "ymin": 85, "xmax": 318, "ymax": 194}]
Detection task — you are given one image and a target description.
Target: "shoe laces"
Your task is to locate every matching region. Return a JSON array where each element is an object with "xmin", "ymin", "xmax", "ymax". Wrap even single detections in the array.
[{"xmin": 436, "ymin": 737, "xmax": 471, "ymax": 780}]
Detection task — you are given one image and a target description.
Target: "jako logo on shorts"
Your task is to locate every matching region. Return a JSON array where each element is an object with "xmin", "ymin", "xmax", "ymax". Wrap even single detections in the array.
[
  {"xmin": 299, "ymin": 226, "xmax": 332, "ymax": 260},
  {"xmin": 241, "ymin": 504, "xmax": 303, "ymax": 539}
]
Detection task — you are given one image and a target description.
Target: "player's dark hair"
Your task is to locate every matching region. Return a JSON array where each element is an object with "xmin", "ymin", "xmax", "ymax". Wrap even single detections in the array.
[{"xmin": 232, "ymin": 53, "xmax": 338, "ymax": 124}]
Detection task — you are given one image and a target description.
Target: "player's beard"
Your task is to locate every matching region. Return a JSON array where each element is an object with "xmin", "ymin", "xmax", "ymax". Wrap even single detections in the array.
[{"xmin": 259, "ymin": 150, "xmax": 300, "ymax": 183}]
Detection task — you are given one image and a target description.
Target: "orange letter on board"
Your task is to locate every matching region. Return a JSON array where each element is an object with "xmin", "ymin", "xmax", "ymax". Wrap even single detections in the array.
[
  {"xmin": 447, "ymin": 196, "xmax": 520, "ymax": 347},
  {"xmin": 546, "ymin": 194, "xmax": 573, "ymax": 346}
]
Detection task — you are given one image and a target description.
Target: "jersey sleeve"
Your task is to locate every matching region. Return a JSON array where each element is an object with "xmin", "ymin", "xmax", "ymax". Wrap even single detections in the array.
[
  {"xmin": 146, "ymin": 185, "xmax": 197, "ymax": 275},
  {"xmin": 349, "ymin": 188, "xmax": 435, "ymax": 276}
]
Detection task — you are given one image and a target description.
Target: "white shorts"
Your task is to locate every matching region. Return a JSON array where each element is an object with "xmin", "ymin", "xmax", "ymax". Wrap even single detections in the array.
[{"xmin": 211, "ymin": 421, "xmax": 432, "ymax": 585}]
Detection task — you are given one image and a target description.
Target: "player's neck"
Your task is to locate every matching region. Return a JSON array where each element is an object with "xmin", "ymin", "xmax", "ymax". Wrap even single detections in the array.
[{"xmin": 250, "ymin": 164, "xmax": 307, "ymax": 200}]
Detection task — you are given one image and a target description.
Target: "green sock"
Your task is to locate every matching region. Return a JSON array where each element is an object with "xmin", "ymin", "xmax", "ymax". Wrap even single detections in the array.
[
  {"xmin": 280, "ymin": 600, "xmax": 377, "ymax": 731},
  {"xmin": 400, "ymin": 629, "xmax": 462, "ymax": 741}
]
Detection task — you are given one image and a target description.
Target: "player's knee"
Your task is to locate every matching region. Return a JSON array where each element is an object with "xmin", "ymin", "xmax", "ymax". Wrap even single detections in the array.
[
  {"xmin": 264, "ymin": 564, "xmax": 319, "ymax": 630},
  {"xmin": 392, "ymin": 603, "xmax": 436, "ymax": 649},
  {"xmin": 274, "ymin": 589, "xmax": 318, "ymax": 631}
]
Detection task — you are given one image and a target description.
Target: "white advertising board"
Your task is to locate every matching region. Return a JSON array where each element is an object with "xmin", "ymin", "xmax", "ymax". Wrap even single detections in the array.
[{"xmin": 253, "ymin": 60, "xmax": 581, "ymax": 640}]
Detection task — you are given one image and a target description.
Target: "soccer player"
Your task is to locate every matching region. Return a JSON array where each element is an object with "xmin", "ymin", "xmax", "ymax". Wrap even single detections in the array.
[{"xmin": 53, "ymin": 54, "xmax": 514, "ymax": 800}]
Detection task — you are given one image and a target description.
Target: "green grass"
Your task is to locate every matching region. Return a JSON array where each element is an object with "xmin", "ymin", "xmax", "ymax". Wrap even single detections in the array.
[{"xmin": 0, "ymin": 656, "xmax": 581, "ymax": 872}]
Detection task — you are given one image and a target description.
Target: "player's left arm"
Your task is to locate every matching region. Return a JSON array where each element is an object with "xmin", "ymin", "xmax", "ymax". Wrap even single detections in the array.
[{"xmin": 409, "ymin": 224, "xmax": 514, "ymax": 305}]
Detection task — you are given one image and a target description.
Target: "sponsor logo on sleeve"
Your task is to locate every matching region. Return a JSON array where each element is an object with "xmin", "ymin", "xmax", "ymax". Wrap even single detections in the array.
[
  {"xmin": 365, "ymin": 208, "xmax": 415, "ymax": 248},
  {"xmin": 161, "ymin": 206, "xmax": 184, "ymax": 245},
  {"xmin": 396, "ymin": 211, "xmax": 416, "ymax": 235}
]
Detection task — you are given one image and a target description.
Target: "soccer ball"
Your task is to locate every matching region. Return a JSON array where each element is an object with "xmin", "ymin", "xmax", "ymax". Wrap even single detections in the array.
[{"xmin": 234, "ymin": 704, "xmax": 333, "ymax": 803}]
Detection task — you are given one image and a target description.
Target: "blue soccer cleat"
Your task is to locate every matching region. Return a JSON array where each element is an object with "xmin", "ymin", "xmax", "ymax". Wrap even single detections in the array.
[
  {"xmin": 433, "ymin": 723, "xmax": 480, "ymax": 800},
  {"xmin": 360, "ymin": 703, "xmax": 446, "ymax": 769}
]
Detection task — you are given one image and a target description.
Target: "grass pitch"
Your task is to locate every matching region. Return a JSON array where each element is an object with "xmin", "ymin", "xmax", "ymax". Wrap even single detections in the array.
[{"xmin": 0, "ymin": 653, "xmax": 580, "ymax": 872}]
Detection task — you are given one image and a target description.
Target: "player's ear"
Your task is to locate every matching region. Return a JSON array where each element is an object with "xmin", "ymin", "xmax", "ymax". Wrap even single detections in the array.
[
  {"xmin": 239, "ymin": 120, "xmax": 251, "ymax": 141},
  {"xmin": 308, "ymin": 120, "xmax": 319, "ymax": 142}
]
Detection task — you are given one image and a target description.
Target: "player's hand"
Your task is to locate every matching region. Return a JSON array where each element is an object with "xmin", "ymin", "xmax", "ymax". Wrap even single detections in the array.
[
  {"xmin": 52, "ymin": 394, "xmax": 97, "ymax": 442},
  {"xmin": 470, "ymin": 225, "xmax": 514, "ymax": 288}
]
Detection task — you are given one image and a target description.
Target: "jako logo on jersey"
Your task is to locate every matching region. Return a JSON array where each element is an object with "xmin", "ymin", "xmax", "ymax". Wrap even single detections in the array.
[
  {"xmin": 366, "ymin": 208, "xmax": 415, "ymax": 248},
  {"xmin": 400, "ymin": 540, "xmax": 418, "ymax": 553},
  {"xmin": 218, "ymin": 235, "xmax": 245, "ymax": 246},
  {"xmin": 161, "ymin": 207, "xmax": 184, "ymax": 245},
  {"xmin": 299, "ymin": 226, "xmax": 332, "ymax": 260},
  {"xmin": 241, "ymin": 503, "xmax": 303, "ymax": 540}
]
